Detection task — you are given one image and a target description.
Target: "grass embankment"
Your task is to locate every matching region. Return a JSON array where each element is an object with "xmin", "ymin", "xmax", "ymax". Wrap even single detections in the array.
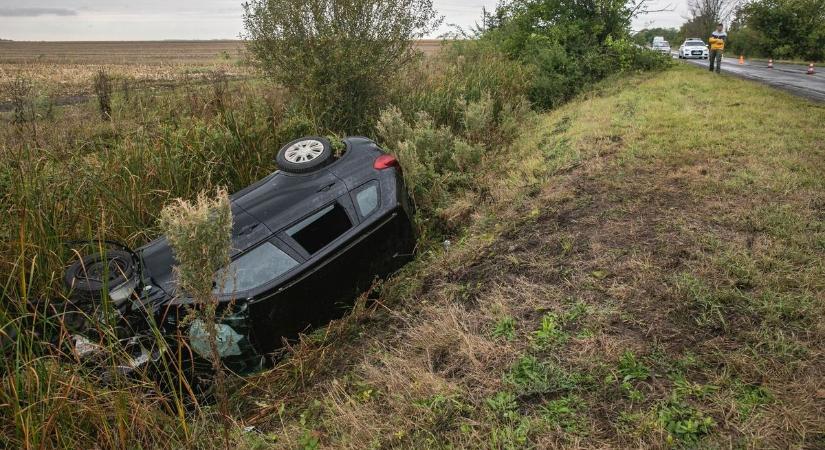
[{"xmin": 237, "ymin": 65, "xmax": 825, "ymax": 448}]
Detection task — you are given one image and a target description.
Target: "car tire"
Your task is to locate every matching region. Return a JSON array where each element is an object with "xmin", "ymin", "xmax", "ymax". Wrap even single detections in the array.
[
  {"xmin": 64, "ymin": 250, "xmax": 137, "ymax": 303},
  {"xmin": 276, "ymin": 137, "xmax": 333, "ymax": 174}
]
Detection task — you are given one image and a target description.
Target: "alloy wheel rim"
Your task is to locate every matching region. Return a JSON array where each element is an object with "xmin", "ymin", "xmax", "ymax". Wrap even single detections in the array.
[{"xmin": 284, "ymin": 139, "xmax": 324, "ymax": 164}]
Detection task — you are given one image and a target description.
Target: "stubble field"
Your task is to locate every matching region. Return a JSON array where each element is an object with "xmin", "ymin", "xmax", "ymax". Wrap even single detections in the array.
[{"xmin": 0, "ymin": 40, "xmax": 443, "ymax": 105}]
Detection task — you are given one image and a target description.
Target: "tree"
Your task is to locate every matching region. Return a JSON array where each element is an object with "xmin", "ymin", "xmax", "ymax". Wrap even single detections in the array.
[
  {"xmin": 684, "ymin": 0, "xmax": 739, "ymax": 38},
  {"xmin": 480, "ymin": 0, "xmax": 668, "ymax": 109},
  {"xmin": 243, "ymin": 0, "xmax": 442, "ymax": 133},
  {"xmin": 736, "ymin": 0, "xmax": 825, "ymax": 60}
]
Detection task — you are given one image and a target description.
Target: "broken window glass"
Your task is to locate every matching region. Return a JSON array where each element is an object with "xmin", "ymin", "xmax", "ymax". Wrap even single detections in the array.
[{"xmin": 215, "ymin": 241, "xmax": 298, "ymax": 294}]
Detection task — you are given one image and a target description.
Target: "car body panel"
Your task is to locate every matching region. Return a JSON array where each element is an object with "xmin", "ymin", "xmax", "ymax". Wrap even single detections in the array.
[
  {"xmin": 326, "ymin": 137, "xmax": 383, "ymax": 191},
  {"xmin": 248, "ymin": 208, "xmax": 413, "ymax": 351},
  {"xmin": 234, "ymin": 168, "xmax": 350, "ymax": 234}
]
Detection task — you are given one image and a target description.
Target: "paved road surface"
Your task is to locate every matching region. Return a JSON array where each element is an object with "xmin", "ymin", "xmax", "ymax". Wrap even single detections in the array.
[{"xmin": 678, "ymin": 55, "xmax": 825, "ymax": 102}]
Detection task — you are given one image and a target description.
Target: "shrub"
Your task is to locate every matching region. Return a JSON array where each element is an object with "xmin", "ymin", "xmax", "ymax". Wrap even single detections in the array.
[
  {"xmin": 604, "ymin": 36, "xmax": 671, "ymax": 73},
  {"xmin": 377, "ymin": 55, "xmax": 534, "ymax": 237},
  {"xmin": 159, "ymin": 188, "xmax": 234, "ymax": 433},
  {"xmin": 376, "ymin": 107, "xmax": 485, "ymax": 232},
  {"xmin": 93, "ymin": 70, "xmax": 112, "ymax": 121},
  {"xmin": 208, "ymin": 70, "xmax": 229, "ymax": 113},
  {"xmin": 390, "ymin": 40, "xmax": 534, "ymax": 132},
  {"xmin": 243, "ymin": 0, "xmax": 442, "ymax": 133},
  {"xmin": 475, "ymin": 0, "xmax": 669, "ymax": 110},
  {"xmin": 5, "ymin": 76, "xmax": 36, "ymax": 124}
]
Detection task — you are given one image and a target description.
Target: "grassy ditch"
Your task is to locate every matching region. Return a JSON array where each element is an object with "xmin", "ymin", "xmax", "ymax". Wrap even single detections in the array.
[
  {"xmin": 2, "ymin": 45, "xmax": 821, "ymax": 447},
  {"xmin": 0, "ymin": 40, "xmax": 545, "ymax": 448},
  {"xmin": 232, "ymin": 65, "xmax": 825, "ymax": 448}
]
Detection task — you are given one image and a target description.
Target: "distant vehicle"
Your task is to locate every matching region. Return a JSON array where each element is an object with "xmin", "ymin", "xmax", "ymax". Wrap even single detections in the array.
[
  {"xmin": 652, "ymin": 40, "xmax": 671, "ymax": 55},
  {"xmin": 64, "ymin": 136, "xmax": 417, "ymax": 377},
  {"xmin": 678, "ymin": 39, "xmax": 709, "ymax": 59}
]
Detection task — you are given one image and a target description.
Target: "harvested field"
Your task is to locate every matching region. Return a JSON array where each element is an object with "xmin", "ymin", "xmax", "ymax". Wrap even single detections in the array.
[
  {"xmin": 0, "ymin": 39, "xmax": 443, "ymax": 104},
  {"xmin": 0, "ymin": 40, "xmax": 251, "ymax": 103},
  {"xmin": 0, "ymin": 40, "xmax": 246, "ymax": 65}
]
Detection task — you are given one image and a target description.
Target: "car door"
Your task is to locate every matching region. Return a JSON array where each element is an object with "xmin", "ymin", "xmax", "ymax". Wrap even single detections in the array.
[{"xmin": 247, "ymin": 189, "xmax": 371, "ymax": 352}]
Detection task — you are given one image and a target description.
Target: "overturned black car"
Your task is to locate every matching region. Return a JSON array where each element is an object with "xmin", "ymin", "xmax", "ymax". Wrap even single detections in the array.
[{"xmin": 64, "ymin": 136, "xmax": 416, "ymax": 375}]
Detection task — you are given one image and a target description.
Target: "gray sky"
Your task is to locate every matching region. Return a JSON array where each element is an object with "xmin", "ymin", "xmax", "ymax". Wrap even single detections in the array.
[{"xmin": 0, "ymin": 0, "xmax": 687, "ymax": 41}]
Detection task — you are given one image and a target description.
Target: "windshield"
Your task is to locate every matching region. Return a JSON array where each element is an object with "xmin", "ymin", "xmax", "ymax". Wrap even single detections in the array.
[
  {"xmin": 686, "ymin": 42, "xmax": 705, "ymax": 47},
  {"xmin": 214, "ymin": 241, "xmax": 298, "ymax": 295},
  {"xmin": 654, "ymin": 42, "xmax": 669, "ymax": 47}
]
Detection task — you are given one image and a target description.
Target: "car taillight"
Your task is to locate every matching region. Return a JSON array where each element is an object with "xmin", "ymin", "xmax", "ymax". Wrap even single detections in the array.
[{"xmin": 374, "ymin": 154, "xmax": 399, "ymax": 170}]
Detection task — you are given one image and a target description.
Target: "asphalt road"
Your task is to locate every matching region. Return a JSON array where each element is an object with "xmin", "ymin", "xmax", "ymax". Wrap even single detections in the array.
[{"xmin": 677, "ymin": 54, "xmax": 825, "ymax": 102}]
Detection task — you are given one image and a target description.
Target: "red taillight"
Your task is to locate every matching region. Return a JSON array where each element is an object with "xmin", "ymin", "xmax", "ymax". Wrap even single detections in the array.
[{"xmin": 374, "ymin": 154, "xmax": 399, "ymax": 170}]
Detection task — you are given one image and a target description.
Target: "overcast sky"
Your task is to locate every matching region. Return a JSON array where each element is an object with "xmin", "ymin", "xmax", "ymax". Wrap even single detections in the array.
[{"xmin": 0, "ymin": 0, "xmax": 688, "ymax": 41}]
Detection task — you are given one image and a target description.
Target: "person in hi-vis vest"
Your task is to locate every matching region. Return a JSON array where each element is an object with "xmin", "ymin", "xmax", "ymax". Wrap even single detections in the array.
[{"xmin": 708, "ymin": 23, "xmax": 727, "ymax": 73}]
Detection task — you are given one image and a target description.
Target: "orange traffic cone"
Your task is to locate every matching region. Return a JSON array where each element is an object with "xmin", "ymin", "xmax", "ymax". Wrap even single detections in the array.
[
  {"xmin": 739, "ymin": 55, "xmax": 745, "ymax": 65},
  {"xmin": 768, "ymin": 59, "xmax": 773, "ymax": 68},
  {"xmin": 807, "ymin": 63, "xmax": 815, "ymax": 75}
]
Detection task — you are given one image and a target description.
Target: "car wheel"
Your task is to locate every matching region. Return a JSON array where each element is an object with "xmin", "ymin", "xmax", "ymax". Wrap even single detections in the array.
[
  {"xmin": 276, "ymin": 137, "xmax": 334, "ymax": 174},
  {"xmin": 64, "ymin": 250, "xmax": 137, "ymax": 303}
]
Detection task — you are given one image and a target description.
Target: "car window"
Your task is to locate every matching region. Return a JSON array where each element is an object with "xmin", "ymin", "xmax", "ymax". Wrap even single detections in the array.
[
  {"xmin": 214, "ymin": 241, "xmax": 298, "ymax": 295},
  {"xmin": 286, "ymin": 202, "xmax": 352, "ymax": 254},
  {"xmin": 686, "ymin": 41, "xmax": 704, "ymax": 46},
  {"xmin": 355, "ymin": 183, "xmax": 379, "ymax": 217}
]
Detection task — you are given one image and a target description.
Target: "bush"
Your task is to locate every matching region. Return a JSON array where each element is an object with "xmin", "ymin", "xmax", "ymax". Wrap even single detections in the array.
[
  {"xmin": 377, "ymin": 107, "xmax": 474, "ymax": 221},
  {"xmin": 377, "ymin": 80, "xmax": 532, "ymax": 237},
  {"xmin": 5, "ymin": 76, "xmax": 36, "ymax": 124},
  {"xmin": 93, "ymin": 70, "xmax": 112, "ymax": 121},
  {"xmin": 243, "ymin": 0, "xmax": 441, "ymax": 133},
  {"xmin": 389, "ymin": 40, "xmax": 534, "ymax": 132},
  {"xmin": 475, "ymin": 0, "xmax": 669, "ymax": 110},
  {"xmin": 734, "ymin": 0, "xmax": 825, "ymax": 61}
]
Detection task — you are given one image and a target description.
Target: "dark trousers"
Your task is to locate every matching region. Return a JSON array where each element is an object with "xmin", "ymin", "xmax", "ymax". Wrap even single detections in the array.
[{"xmin": 709, "ymin": 50, "xmax": 722, "ymax": 73}]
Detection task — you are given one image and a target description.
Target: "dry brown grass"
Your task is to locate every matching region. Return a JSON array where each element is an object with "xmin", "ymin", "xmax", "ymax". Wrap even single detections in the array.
[
  {"xmin": 0, "ymin": 41, "xmax": 252, "ymax": 101},
  {"xmin": 0, "ymin": 40, "xmax": 443, "ymax": 103}
]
